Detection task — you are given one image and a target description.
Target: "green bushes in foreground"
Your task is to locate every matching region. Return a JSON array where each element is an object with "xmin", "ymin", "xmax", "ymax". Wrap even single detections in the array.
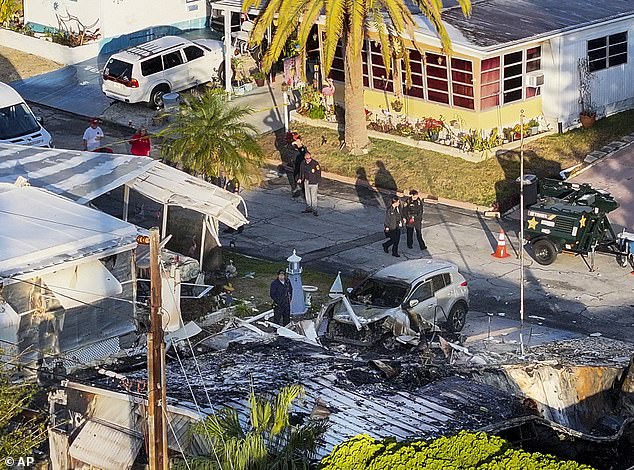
[{"xmin": 319, "ymin": 431, "xmax": 594, "ymax": 470}]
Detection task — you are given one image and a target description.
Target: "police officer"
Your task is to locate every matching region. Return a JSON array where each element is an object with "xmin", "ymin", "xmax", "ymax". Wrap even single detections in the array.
[
  {"xmin": 403, "ymin": 189, "xmax": 427, "ymax": 250},
  {"xmin": 298, "ymin": 151, "xmax": 322, "ymax": 216},
  {"xmin": 270, "ymin": 269, "xmax": 293, "ymax": 326},
  {"xmin": 382, "ymin": 196, "xmax": 403, "ymax": 257}
]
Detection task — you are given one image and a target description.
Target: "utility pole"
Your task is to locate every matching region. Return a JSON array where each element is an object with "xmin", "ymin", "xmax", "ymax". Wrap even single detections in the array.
[
  {"xmin": 519, "ymin": 111, "xmax": 526, "ymax": 357},
  {"xmin": 142, "ymin": 228, "xmax": 169, "ymax": 470}
]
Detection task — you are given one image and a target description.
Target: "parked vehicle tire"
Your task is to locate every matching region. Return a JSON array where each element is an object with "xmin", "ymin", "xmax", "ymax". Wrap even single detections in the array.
[
  {"xmin": 217, "ymin": 62, "xmax": 226, "ymax": 86},
  {"xmin": 532, "ymin": 238, "xmax": 558, "ymax": 265},
  {"xmin": 148, "ymin": 85, "xmax": 169, "ymax": 109},
  {"xmin": 446, "ymin": 302, "xmax": 467, "ymax": 332}
]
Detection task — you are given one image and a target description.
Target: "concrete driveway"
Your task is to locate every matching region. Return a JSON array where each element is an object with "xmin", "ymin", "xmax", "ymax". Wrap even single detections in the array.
[{"xmin": 572, "ymin": 146, "xmax": 634, "ymax": 232}]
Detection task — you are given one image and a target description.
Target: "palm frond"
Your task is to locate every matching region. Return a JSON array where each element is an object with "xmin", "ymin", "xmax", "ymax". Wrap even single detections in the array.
[
  {"xmin": 346, "ymin": 0, "xmax": 366, "ymax": 62},
  {"xmin": 271, "ymin": 385, "xmax": 304, "ymax": 436},
  {"xmin": 321, "ymin": 0, "xmax": 347, "ymax": 76}
]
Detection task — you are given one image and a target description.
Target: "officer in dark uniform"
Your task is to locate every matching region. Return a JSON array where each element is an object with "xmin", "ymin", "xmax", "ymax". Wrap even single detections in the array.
[
  {"xmin": 269, "ymin": 269, "xmax": 293, "ymax": 326},
  {"xmin": 297, "ymin": 152, "xmax": 322, "ymax": 216},
  {"xmin": 403, "ymin": 189, "xmax": 427, "ymax": 250},
  {"xmin": 291, "ymin": 136, "xmax": 308, "ymax": 197},
  {"xmin": 382, "ymin": 196, "xmax": 403, "ymax": 257}
]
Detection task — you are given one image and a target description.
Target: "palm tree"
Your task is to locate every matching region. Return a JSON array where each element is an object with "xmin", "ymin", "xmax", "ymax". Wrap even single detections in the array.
[
  {"xmin": 177, "ymin": 385, "xmax": 328, "ymax": 470},
  {"xmin": 159, "ymin": 91, "xmax": 265, "ymax": 187},
  {"xmin": 244, "ymin": 0, "xmax": 471, "ymax": 153}
]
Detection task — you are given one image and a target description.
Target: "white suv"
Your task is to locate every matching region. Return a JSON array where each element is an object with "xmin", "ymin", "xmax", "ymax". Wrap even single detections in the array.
[
  {"xmin": 102, "ymin": 36, "xmax": 227, "ymax": 108},
  {"xmin": 322, "ymin": 260, "xmax": 469, "ymax": 345}
]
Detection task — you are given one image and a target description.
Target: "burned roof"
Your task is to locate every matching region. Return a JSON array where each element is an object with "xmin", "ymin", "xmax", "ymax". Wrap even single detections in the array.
[
  {"xmin": 414, "ymin": 0, "xmax": 634, "ymax": 50},
  {"xmin": 103, "ymin": 339, "xmax": 530, "ymax": 458}
]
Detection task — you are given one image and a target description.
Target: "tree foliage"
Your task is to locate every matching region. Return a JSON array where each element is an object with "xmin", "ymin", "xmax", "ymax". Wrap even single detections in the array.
[
  {"xmin": 0, "ymin": 0, "xmax": 19, "ymax": 26},
  {"xmin": 318, "ymin": 431, "xmax": 595, "ymax": 470},
  {"xmin": 0, "ymin": 359, "xmax": 46, "ymax": 470},
  {"xmin": 244, "ymin": 0, "xmax": 471, "ymax": 151},
  {"xmin": 158, "ymin": 90, "xmax": 265, "ymax": 188},
  {"xmin": 175, "ymin": 385, "xmax": 329, "ymax": 470}
]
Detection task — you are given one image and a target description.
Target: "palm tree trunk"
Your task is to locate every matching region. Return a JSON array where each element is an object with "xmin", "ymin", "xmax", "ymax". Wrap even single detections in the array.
[{"xmin": 343, "ymin": 31, "xmax": 370, "ymax": 153}]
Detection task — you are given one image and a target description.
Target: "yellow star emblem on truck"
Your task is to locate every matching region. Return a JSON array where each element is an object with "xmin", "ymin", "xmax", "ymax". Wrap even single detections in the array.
[
  {"xmin": 527, "ymin": 217, "xmax": 539, "ymax": 229},
  {"xmin": 579, "ymin": 215, "xmax": 587, "ymax": 228}
]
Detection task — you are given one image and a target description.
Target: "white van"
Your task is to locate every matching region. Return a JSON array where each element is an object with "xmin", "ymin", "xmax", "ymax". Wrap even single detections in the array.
[
  {"xmin": 102, "ymin": 36, "xmax": 228, "ymax": 108},
  {"xmin": 0, "ymin": 83, "xmax": 53, "ymax": 147}
]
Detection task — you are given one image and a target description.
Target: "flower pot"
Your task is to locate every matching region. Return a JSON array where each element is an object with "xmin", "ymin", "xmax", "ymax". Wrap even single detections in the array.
[
  {"xmin": 255, "ymin": 78, "xmax": 265, "ymax": 87},
  {"xmin": 580, "ymin": 113, "xmax": 596, "ymax": 128}
]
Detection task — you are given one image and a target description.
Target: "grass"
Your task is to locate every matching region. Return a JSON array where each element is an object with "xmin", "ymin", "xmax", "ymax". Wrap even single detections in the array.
[
  {"xmin": 258, "ymin": 109, "xmax": 634, "ymax": 209},
  {"xmin": 219, "ymin": 251, "xmax": 346, "ymax": 313}
]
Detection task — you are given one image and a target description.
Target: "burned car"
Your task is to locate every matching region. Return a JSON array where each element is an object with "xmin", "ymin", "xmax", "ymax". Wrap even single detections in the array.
[{"xmin": 320, "ymin": 260, "xmax": 469, "ymax": 346}]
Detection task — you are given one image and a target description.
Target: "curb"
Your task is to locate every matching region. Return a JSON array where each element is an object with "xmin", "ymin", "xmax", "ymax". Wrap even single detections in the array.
[{"xmin": 265, "ymin": 158, "xmax": 493, "ymax": 214}]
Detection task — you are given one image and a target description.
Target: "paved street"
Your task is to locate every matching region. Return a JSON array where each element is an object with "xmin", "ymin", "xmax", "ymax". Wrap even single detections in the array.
[
  {"xmin": 571, "ymin": 144, "xmax": 634, "ymax": 232},
  {"xmin": 25, "ymin": 106, "xmax": 634, "ymax": 343}
]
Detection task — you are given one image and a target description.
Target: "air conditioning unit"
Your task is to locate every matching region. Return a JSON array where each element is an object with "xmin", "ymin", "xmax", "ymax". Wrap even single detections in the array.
[{"xmin": 526, "ymin": 71, "xmax": 545, "ymax": 88}]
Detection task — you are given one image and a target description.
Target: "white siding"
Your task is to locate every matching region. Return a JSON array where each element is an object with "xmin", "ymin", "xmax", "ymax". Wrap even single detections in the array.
[
  {"xmin": 24, "ymin": 0, "xmax": 207, "ymax": 40},
  {"xmin": 554, "ymin": 17, "xmax": 634, "ymax": 129}
]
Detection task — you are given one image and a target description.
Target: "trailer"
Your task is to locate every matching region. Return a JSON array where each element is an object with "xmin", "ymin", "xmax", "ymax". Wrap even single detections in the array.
[{"xmin": 523, "ymin": 179, "xmax": 634, "ymax": 271}]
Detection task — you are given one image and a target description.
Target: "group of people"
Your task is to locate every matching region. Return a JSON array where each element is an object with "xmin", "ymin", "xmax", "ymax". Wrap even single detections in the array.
[
  {"xmin": 82, "ymin": 118, "xmax": 152, "ymax": 156},
  {"xmin": 382, "ymin": 190, "xmax": 427, "ymax": 257},
  {"xmin": 289, "ymin": 132, "xmax": 322, "ymax": 216}
]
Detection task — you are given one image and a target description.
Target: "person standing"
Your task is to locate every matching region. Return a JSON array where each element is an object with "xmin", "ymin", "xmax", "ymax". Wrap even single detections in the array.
[
  {"xmin": 297, "ymin": 151, "xmax": 321, "ymax": 216},
  {"xmin": 382, "ymin": 196, "xmax": 403, "ymax": 257},
  {"xmin": 82, "ymin": 118, "xmax": 104, "ymax": 151},
  {"xmin": 270, "ymin": 269, "xmax": 293, "ymax": 326},
  {"xmin": 129, "ymin": 127, "xmax": 151, "ymax": 156},
  {"xmin": 291, "ymin": 135, "xmax": 308, "ymax": 198},
  {"xmin": 403, "ymin": 189, "xmax": 427, "ymax": 250}
]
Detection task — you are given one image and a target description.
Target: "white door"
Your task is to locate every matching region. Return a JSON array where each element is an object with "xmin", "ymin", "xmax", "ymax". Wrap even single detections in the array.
[
  {"xmin": 183, "ymin": 45, "xmax": 210, "ymax": 85},
  {"xmin": 162, "ymin": 50, "xmax": 189, "ymax": 91},
  {"xmin": 407, "ymin": 280, "xmax": 438, "ymax": 326}
]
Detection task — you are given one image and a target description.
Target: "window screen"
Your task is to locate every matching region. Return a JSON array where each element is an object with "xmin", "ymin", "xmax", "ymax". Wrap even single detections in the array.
[{"xmin": 588, "ymin": 32, "xmax": 627, "ymax": 72}]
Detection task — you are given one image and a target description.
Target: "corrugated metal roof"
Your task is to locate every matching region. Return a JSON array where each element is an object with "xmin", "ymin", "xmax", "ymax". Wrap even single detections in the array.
[
  {"xmin": 0, "ymin": 143, "xmax": 156, "ymax": 204},
  {"xmin": 69, "ymin": 420, "xmax": 143, "ymax": 470},
  {"xmin": 0, "ymin": 185, "xmax": 138, "ymax": 278},
  {"xmin": 438, "ymin": 0, "xmax": 634, "ymax": 49}
]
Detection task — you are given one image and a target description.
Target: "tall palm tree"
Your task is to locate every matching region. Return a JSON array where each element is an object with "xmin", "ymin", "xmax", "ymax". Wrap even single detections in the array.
[
  {"xmin": 178, "ymin": 385, "xmax": 328, "ymax": 470},
  {"xmin": 159, "ymin": 91, "xmax": 265, "ymax": 187},
  {"xmin": 244, "ymin": 0, "xmax": 471, "ymax": 153}
]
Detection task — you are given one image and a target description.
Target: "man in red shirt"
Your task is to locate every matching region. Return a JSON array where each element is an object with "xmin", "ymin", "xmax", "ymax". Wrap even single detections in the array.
[{"xmin": 129, "ymin": 127, "xmax": 151, "ymax": 156}]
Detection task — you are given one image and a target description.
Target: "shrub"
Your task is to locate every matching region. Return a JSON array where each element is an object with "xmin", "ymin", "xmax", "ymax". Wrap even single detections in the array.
[{"xmin": 318, "ymin": 431, "xmax": 595, "ymax": 470}]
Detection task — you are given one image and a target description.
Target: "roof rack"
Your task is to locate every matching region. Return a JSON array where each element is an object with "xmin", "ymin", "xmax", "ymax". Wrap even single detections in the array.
[{"xmin": 124, "ymin": 38, "xmax": 185, "ymax": 58}]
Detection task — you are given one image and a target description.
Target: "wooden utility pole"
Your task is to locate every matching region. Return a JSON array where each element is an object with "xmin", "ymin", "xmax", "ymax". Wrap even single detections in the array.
[{"xmin": 144, "ymin": 228, "xmax": 169, "ymax": 470}]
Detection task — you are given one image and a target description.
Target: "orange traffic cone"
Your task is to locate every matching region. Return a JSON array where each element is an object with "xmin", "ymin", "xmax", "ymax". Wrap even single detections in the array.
[{"xmin": 492, "ymin": 229, "xmax": 511, "ymax": 259}]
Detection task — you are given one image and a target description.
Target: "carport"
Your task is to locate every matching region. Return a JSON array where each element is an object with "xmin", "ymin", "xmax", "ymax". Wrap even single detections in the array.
[
  {"xmin": 209, "ymin": 0, "xmax": 265, "ymax": 95},
  {"xmin": 0, "ymin": 143, "xmax": 248, "ymax": 267}
]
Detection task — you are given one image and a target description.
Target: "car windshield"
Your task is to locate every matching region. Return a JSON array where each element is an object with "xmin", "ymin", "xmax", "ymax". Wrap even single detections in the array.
[
  {"xmin": 104, "ymin": 59, "xmax": 133, "ymax": 81},
  {"xmin": 349, "ymin": 278, "xmax": 408, "ymax": 308},
  {"xmin": 0, "ymin": 103, "xmax": 40, "ymax": 140}
]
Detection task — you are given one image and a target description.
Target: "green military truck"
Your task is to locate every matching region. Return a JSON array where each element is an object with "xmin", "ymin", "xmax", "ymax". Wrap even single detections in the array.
[{"xmin": 523, "ymin": 179, "xmax": 634, "ymax": 271}]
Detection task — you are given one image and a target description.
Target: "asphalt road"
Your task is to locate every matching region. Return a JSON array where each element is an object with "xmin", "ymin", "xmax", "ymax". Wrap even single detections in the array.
[{"xmin": 31, "ymin": 105, "xmax": 634, "ymax": 343}]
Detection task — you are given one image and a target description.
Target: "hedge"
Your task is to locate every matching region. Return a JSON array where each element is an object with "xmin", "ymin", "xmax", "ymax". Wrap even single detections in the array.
[{"xmin": 318, "ymin": 431, "xmax": 594, "ymax": 470}]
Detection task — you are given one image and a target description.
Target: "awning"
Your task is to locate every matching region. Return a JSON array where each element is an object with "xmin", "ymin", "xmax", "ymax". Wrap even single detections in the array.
[
  {"xmin": 129, "ymin": 162, "xmax": 248, "ymax": 229},
  {"xmin": 69, "ymin": 420, "xmax": 142, "ymax": 470},
  {"xmin": 0, "ymin": 143, "xmax": 157, "ymax": 204}
]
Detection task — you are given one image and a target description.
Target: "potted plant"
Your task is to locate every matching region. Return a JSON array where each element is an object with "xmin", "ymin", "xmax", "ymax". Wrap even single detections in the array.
[
  {"xmin": 528, "ymin": 118, "xmax": 539, "ymax": 136},
  {"xmin": 252, "ymin": 71, "xmax": 266, "ymax": 87},
  {"xmin": 390, "ymin": 97, "xmax": 403, "ymax": 113},
  {"xmin": 578, "ymin": 58, "xmax": 596, "ymax": 128}
]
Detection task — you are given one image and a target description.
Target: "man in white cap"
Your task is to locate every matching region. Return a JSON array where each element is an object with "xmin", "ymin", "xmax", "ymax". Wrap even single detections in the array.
[{"xmin": 82, "ymin": 118, "xmax": 104, "ymax": 151}]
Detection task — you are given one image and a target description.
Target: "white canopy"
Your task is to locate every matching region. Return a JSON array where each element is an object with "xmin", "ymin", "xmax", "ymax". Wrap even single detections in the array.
[{"xmin": 130, "ymin": 162, "xmax": 248, "ymax": 230}]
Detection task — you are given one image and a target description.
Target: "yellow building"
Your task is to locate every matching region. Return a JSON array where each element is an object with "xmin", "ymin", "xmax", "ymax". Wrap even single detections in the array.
[{"xmin": 319, "ymin": 0, "xmax": 634, "ymax": 135}]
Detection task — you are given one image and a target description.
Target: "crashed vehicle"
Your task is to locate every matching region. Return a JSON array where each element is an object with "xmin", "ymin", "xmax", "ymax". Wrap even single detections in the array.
[{"xmin": 320, "ymin": 260, "xmax": 469, "ymax": 346}]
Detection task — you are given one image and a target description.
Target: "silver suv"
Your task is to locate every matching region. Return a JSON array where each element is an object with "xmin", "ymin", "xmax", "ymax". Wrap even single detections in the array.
[{"xmin": 322, "ymin": 260, "xmax": 469, "ymax": 345}]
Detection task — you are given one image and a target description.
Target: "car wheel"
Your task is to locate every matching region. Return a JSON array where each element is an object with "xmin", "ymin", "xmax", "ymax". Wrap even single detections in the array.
[
  {"xmin": 447, "ymin": 302, "xmax": 467, "ymax": 333},
  {"xmin": 616, "ymin": 253, "xmax": 629, "ymax": 267},
  {"xmin": 217, "ymin": 62, "xmax": 226, "ymax": 85},
  {"xmin": 532, "ymin": 238, "xmax": 558, "ymax": 265},
  {"xmin": 148, "ymin": 86, "xmax": 169, "ymax": 109}
]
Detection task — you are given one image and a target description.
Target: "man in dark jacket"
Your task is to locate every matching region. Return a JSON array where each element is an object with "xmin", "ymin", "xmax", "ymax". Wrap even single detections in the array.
[
  {"xmin": 382, "ymin": 196, "xmax": 403, "ymax": 257},
  {"xmin": 403, "ymin": 189, "xmax": 427, "ymax": 250},
  {"xmin": 297, "ymin": 151, "xmax": 322, "ymax": 216},
  {"xmin": 291, "ymin": 136, "xmax": 308, "ymax": 197},
  {"xmin": 270, "ymin": 269, "xmax": 293, "ymax": 326}
]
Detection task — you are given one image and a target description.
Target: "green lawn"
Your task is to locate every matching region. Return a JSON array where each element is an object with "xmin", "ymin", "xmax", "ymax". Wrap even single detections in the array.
[{"xmin": 259, "ymin": 110, "xmax": 634, "ymax": 209}]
